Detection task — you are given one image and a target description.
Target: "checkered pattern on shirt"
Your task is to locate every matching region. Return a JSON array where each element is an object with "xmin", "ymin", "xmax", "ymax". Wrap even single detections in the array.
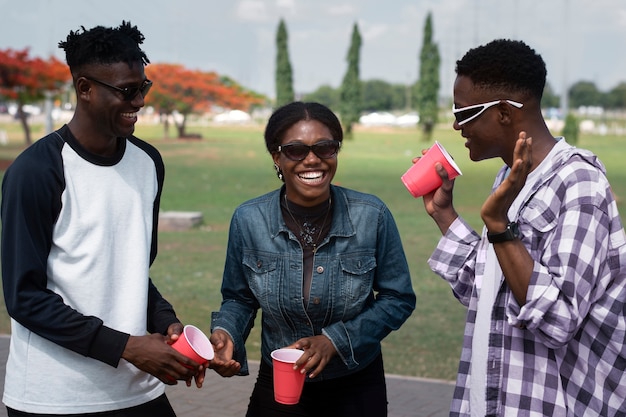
[{"xmin": 428, "ymin": 144, "xmax": 626, "ymax": 416}]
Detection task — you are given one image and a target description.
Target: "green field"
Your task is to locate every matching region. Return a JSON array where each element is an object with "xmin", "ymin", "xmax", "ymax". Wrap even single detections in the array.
[{"xmin": 1, "ymin": 119, "xmax": 626, "ymax": 381}]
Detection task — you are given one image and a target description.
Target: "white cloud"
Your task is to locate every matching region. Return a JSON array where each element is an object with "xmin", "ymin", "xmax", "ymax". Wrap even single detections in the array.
[
  {"xmin": 327, "ymin": 4, "xmax": 357, "ymax": 16},
  {"xmin": 620, "ymin": 9, "xmax": 626, "ymax": 27},
  {"xmin": 236, "ymin": 0, "xmax": 270, "ymax": 22},
  {"xmin": 360, "ymin": 23, "xmax": 388, "ymax": 42},
  {"xmin": 276, "ymin": 0, "xmax": 296, "ymax": 13}
]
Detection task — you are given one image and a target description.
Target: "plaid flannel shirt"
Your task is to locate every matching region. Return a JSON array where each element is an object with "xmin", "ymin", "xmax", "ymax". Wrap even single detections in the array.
[{"xmin": 428, "ymin": 141, "xmax": 626, "ymax": 416}]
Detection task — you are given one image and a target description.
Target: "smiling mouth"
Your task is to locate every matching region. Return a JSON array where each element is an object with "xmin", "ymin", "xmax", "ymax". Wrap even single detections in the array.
[
  {"xmin": 298, "ymin": 171, "xmax": 325, "ymax": 185},
  {"xmin": 121, "ymin": 112, "xmax": 137, "ymax": 119}
]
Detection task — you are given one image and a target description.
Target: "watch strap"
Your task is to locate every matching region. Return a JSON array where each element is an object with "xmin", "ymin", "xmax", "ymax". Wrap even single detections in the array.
[{"xmin": 487, "ymin": 221, "xmax": 519, "ymax": 243}]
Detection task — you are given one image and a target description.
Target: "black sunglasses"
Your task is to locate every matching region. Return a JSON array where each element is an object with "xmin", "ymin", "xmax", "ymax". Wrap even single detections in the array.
[
  {"xmin": 86, "ymin": 77, "xmax": 153, "ymax": 101},
  {"xmin": 278, "ymin": 140, "xmax": 341, "ymax": 161}
]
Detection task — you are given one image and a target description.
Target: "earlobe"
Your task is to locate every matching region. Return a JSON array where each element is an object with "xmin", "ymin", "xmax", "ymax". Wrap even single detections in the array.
[{"xmin": 274, "ymin": 163, "xmax": 283, "ymax": 181}]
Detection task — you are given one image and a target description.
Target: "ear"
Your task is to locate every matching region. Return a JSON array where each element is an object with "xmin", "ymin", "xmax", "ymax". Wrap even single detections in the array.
[
  {"xmin": 271, "ymin": 151, "xmax": 281, "ymax": 167},
  {"xmin": 497, "ymin": 101, "xmax": 514, "ymax": 124},
  {"xmin": 75, "ymin": 77, "xmax": 92, "ymax": 101}
]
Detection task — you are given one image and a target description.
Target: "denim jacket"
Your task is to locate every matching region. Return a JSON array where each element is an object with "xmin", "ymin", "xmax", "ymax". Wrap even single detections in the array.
[{"xmin": 211, "ymin": 185, "xmax": 415, "ymax": 380}]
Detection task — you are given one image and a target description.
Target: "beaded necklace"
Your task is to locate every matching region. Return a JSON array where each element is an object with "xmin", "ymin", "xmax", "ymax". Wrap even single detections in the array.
[{"xmin": 283, "ymin": 194, "xmax": 332, "ymax": 253}]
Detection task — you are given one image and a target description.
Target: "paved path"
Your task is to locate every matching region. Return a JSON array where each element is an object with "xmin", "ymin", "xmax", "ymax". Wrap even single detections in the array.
[{"xmin": 0, "ymin": 334, "xmax": 454, "ymax": 416}]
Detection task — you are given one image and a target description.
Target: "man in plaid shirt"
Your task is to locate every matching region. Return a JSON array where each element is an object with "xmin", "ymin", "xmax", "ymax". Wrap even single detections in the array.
[{"xmin": 423, "ymin": 39, "xmax": 626, "ymax": 416}]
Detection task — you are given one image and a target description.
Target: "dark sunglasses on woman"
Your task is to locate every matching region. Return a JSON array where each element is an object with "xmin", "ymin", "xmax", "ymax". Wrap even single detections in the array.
[{"xmin": 278, "ymin": 140, "xmax": 341, "ymax": 161}]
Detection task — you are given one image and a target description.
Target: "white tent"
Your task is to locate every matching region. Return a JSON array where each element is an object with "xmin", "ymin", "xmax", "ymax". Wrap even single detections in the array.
[{"xmin": 213, "ymin": 109, "xmax": 252, "ymax": 124}]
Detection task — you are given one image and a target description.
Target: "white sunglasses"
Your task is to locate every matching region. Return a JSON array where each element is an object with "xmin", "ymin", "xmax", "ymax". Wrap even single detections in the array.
[{"xmin": 452, "ymin": 99, "xmax": 523, "ymax": 126}]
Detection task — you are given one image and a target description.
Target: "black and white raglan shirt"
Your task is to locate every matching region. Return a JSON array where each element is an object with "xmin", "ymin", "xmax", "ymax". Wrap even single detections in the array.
[{"xmin": 1, "ymin": 125, "xmax": 179, "ymax": 413}]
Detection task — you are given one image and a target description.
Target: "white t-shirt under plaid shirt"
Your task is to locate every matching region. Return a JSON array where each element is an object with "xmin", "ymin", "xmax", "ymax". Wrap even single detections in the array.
[{"xmin": 428, "ymin": 138, "xmax": 626, "ymax": 416}]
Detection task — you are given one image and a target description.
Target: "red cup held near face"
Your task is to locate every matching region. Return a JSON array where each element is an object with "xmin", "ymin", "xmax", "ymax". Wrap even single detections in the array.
[
  {"xmin": 171, "ymin": 325, "xmax": 214, "ymax": 366},
  {"xmin": 401, "ymin": 141, "xmax": 462, "ymax": 198},
  {"xmin": 271, "ymin": 348, "xmax": 306, "ymax": 405}
]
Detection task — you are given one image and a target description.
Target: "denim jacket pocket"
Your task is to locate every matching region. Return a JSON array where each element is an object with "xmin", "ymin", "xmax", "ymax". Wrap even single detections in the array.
[
  {"xmin": 337, "ymin": 255, "xmax": 377, "ymax": 316},
  {"xmin": 242, "ymin": 252, "xmax": 279, "ymax": 300}
]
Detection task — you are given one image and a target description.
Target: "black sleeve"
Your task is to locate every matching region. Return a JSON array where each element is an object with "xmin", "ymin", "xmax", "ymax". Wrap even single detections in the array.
[{"xmin": 147, "ymin": 279, "xmax": 180, "ymax": 334}]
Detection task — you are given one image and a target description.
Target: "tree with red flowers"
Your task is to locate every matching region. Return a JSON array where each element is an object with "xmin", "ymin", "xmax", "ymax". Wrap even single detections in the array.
[
  {"xmin": 0, "ymin": 48, "xmax": 70, "ymax": 144},
  {"xmin": 145, "ymin": 63, "xmax": 264, "ymax": 138}
]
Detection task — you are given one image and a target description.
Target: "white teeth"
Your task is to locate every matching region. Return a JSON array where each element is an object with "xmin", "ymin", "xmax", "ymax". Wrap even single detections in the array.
[
  {"xmin": 121, "ymin": 112, "xmax": 137, "ymax": 118},
  {"xmin": 299, "ymin": 171, "xmax": 323, "ymax": 179},
  {"xmin": 298, "ymin": 171, "xmax": 324, "ymax": 184}
]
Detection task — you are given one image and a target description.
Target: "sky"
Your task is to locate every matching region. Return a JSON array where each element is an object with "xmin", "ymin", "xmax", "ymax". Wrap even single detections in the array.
[{"xmin": 1, "ymin": 0, "xmax": 625, "ymax": 100}]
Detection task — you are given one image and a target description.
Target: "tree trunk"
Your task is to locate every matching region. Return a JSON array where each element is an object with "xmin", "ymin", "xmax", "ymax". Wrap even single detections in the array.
[
  {"xmin": 176, "ymin": 114, "xmax": 187, "ymax": 138},
  {"xmin": 17, "ymin": 105, "xmax": 32, "ymax": 145},
  {"xmin": 421, "ymin": 121, "xmax": 434, "ymax": 142},
  {"xmin": 161, "ymin": 113, "xmax": 170, "ymax": 139}
]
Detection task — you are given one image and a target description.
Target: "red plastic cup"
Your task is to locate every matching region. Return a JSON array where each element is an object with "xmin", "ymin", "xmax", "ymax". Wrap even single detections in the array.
[
  {"xmin": 271, "ymin": 348, "xmax": 306, "ymax": 405},
  {"xmin": 401, "ymin": 141, "xmax": 462, "ymax": 198},
  {"xmin": 171, "ymin": 325, "xmax": 214, "ymax": 366}
]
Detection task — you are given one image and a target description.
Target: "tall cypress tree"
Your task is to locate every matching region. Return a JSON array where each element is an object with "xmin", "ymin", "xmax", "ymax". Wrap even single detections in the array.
[
  {"xmin": 415, "ymin": 12, "xmax": 440, "ymax": 141},
  {"xmin": 339, "ymin": 23, "xmax": 362, "ymax": 138},
  {"xmin": 275, "ymin": 18, "xmax": 294, "ymax": 108}
]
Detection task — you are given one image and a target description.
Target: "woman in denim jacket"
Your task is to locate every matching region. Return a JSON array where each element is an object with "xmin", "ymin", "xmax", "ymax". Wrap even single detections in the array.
[{"xmin": 209, "ymin": 102, "xmax": 416, "ymax": 416}]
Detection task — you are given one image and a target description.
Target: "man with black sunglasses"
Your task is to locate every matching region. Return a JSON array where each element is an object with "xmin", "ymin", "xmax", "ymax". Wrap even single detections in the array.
[
  {"xmin": 422, "ymin": 39, "xmax": 626, "ymax": 416},
  {"xmin": 1, "ymin": 22, "xmax": 204, "ymax": 417}
]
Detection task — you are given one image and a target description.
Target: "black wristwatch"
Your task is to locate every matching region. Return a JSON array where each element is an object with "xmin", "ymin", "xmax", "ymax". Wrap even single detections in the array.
[{"xmin": 487, "ymin": 221, "xmax": 520, "ymax": 243}]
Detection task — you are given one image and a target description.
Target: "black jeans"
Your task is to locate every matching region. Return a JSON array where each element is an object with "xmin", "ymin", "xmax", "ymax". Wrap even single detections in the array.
[
  {"xmin": 246, "ymin": 353, "xmax": 388, "ymax": 417},
  {"xmin": 6, "ymin": 393, "xmax": 176, "ymax": 417}
]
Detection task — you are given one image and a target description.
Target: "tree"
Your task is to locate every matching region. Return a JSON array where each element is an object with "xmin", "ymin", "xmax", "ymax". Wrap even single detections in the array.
[
  {"xmin": 414, "ymin": 12, "xmax": 440, "ymax": 142},
  {"xmin": 339, "ymin": 23, "xmax": 362, "ymax": 138},
  {"xmin": 561, "ymin": 112, "xmax": 580, "ymax": 145},
  {"xmin": 361, "ymin": 79, "xmax": 410, "ymax": 112},
  {"xmin": 304, "ymin": 80, "xmax": 409, "ymax": 112},
  {"xmin": 568, "ymin": 81, "xmax": 603, "ymax": 108},
  {"xmin": 146, "ymin": 64, "xmax": 206, "ymax": 138},
  {"xmin": 0, "ymin": 48, "xmax": 70, "ymax": 144},
  {"xmin": 541, "ymin": 82, "xmax": 560, "ymax": 109},
  {"xmin": 145, "ymin": 63, "xmax": 263, "ymax": 138},
  {"xmin": 302, "ymin": 85, "xmax": 340, "ymax": 109},
  {"xmin": 605, "ymin": 82, "xmax": 626, "ymax": 109},
  {"xmin": 275, "ymin": 18, "xmax": 294, "ymax": 108},
  {"xmin": 361, "ymin": 80, "xmax": 395, "ymax": 112}
]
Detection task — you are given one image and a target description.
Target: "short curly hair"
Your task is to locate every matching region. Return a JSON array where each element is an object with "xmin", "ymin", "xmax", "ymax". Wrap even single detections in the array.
[
  {"xmin": 455, "ymin": 39, "xmax": 546, "ymax": 100},
  {"xmin": 58, "ymin": 21, "xmax": 149, "ymax": 74},
  {"xmin": 264, "ymin": 102, "xmax": 343, "ymax": 154}
]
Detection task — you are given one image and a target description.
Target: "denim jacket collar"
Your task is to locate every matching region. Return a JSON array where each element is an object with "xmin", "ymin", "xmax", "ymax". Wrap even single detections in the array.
[{"xmin": 269, "ymin": 184, "xmax": 356, "ymax": 244}]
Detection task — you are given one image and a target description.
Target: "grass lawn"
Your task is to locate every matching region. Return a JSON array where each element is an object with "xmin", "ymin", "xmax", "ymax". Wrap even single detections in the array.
[{"xmin": 1, "ymin": 118, "xmax": 626, "ymax": 381}]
